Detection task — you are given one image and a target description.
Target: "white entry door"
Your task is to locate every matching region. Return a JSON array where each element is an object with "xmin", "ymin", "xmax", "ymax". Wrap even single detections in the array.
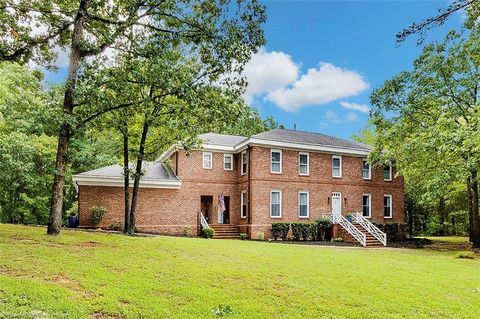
[
  {"xmin": 217, "ymin": 204, "xmax": 224, "ymax": 224},
  {"xmin": 332, "ymin": 192, "xmax": 342, "ymax": 215}
]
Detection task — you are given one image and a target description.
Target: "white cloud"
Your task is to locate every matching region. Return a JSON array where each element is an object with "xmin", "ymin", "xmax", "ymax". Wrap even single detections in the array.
[
  {"xmin": 266, "ymin": 63, "xmax": 369, "ymax": 111},
  {"xmin": 339, "ymin": 101, "xmax": 370, "ymax": 114},
  {"xmin": 243, "ymin": 49, "xmax": 299, "ymax": 102},
  {"xmin": 320, "ymin": 110, "xmax": 359, "ymax": 127}
]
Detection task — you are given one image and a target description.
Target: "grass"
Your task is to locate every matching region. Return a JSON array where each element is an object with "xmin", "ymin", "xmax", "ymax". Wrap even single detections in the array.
[
  {"xmin": 1, "ymin": 225, "xmax": 480, "ymax": 319},
  {"xmin": 420, "ymin": 236, "xmax": 470, "ymax": 243}
]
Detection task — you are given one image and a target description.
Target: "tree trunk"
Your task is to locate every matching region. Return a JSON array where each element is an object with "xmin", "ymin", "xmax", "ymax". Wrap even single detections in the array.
[
  {"xmin": 407, "ymin": 198, "xmax": 414, "ymax": 240},
  {"xmin": 470, "ymin": 171, "xmax": 480, "ymax": 248},
  {"xmin": 127, "ymin": 116, "xmax": 150, "ymax": 235},
  {"xmin": 122, "ymin": 123, "xmax": 130, "ymax": 234},
  {"xmin": 467, "ymin": 176, "xmax": 474, "ymax": 242},
  {"xmin": 438, "ymin": 196, "xmax": 447, "ymax": 236},
  {"xmin": 47, "ymin": 0, "xmax": 89, "ymax": 235}
]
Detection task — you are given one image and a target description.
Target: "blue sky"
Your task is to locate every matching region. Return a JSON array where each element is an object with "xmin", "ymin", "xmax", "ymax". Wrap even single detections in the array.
[{"xmin": 44, "ymin": 1, "xmax": 463, "ymax": 139}]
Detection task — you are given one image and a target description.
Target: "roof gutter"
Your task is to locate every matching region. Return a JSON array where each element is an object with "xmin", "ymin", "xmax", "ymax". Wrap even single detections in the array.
[{"xmin": 72, "ymin": 175, "xmax": 182, "ymax": 189}]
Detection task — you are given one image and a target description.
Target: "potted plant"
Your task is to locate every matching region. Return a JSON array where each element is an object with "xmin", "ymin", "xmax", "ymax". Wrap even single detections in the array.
[
  {"xmin": 67, "ymin": 212, "xmax": 78, "ymax": 228},
  {"xmin": 346, "ymin": 212, "xmax": 353, "ymax": 223}
]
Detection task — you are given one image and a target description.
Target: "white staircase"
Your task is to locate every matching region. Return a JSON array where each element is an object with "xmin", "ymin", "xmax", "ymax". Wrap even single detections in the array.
[{"xmin": 322, "ymin": 212, "xmax": 387, "ymax": 247}]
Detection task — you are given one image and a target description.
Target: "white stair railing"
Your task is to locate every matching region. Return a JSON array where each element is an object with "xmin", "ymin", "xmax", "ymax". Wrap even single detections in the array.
[
  {"xmin": 352, "ymin": 212, "xmax": 387, "ymax": 246},
  {"xmin": 322, "ymin": 212, "xmax": 366, "ymax": 247},
  {"xmin": 199, "ymin": 212, "xmax": 210, "ymax": 229}
]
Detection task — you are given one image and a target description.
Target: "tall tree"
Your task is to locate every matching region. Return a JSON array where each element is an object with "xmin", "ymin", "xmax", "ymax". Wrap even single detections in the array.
[{"xmin": 370, "ymin": 27, "xmax": 480, "ymax": 247}]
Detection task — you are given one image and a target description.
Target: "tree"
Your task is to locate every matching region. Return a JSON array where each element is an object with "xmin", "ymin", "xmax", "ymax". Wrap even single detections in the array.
[
  {"xmin": 1, "ymin": 0, "xmax": 266, "ymax": 235},
  {"xmin": 370, "ymin": 27, "xmax": 480, "ymax": 247}
]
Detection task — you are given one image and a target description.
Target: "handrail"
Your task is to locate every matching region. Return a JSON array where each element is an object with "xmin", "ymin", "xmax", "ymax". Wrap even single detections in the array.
[
  {"xmin": 352, "ymin": 212, "xmax": 387, "ymax": 246},
  {"xmin": 322, "ymin": 212, "xmax": 366, "ymax": 247},
  {"xmin": 199, "ymin": 212, "xmax": 210, "ymax": 229}
]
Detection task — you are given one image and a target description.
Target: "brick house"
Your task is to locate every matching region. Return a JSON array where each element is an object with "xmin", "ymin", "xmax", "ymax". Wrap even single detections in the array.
[{"xmin": 74, "ymin": 129, "xmax": 404, "ymax": 246}]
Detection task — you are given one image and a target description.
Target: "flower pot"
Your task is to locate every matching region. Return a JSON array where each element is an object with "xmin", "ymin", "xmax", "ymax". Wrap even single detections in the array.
[
  {"xmin": 67, "ymin": 215, "xmax": 78, "ymax": 228},
  {"xmin": 346, "ymin": 216, "xmax": 353, "ymax": 223}
]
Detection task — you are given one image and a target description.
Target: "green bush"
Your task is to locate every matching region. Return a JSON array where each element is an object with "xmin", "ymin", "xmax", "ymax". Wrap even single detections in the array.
[
  {"xmin": 182, "ymin": 225, "xmax": 191, "ymax": 237},
  {"xmin": 373, "ymin": 222, "xmax": 406, "ymax": 241},
  {"xmin": 257, "ymin": 232, "xmax": 264, "ymax": 240},
  {"xmin": 106, "ymin": 220, "xmax": 123, "ymax": 231},
  {"xmin": 316, "ymin": 217, "xmax": 333, "ymax": 241},
  {"xmin": 333, "ymin": 237, "xmax": 344, "ymax": 242},
  {"xmin": 308, "ymin": 223, "xmax": 318, "ymax": 241},
  {"xmin": 271, "ymin": 222, "xmax": 290, "ymax": 241},
  {"xmin": 457, "ymin": 251, "xmax": 475, "ymax": 259},
  {"xmin": 202, "ymin": 227, "xmax": 215, "ymax": 239},
  {"xmin": 240, "ymin": 233, "xmax": 247, "ymax": 240},
  {"xmin": 291, "ymin": 222, "xmax": 304, "ymax": 240},
  {"xmin": 89, "ymin": 206, "xmax": 106, "ymax": 225}
]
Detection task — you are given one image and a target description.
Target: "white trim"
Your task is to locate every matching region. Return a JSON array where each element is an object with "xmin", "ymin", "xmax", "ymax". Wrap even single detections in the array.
[
  {"xmin": 331, "ymin": 192, "xmax": 342, "ymax": 215},
  {"xmin": 299, "ymin": 152, "xmax": 309, "ymax": 176},
  {"xmin": 72, "ymin": 175, "xmax": 181, "ymax": 191},
  {"xmin": 384, "ymin": 194, "xmax": 393, "ymax": 219},
  {"xmin": 270, "ymin": 189, "xmax": 282, "ymax": 218},
  {"xmin": 270, "ymin": 149, "xmax": 282, "ymax": 174},
  {"xmin": 240, "ymin": 191, "xmax": 247, "ymax": 219},
  {"xmin": 362, "ymin": 159, "xmax": 371, "ymax": 180},
  {"xmin": 384, "ymin": 165, "xmax": 392, "ymax": 181},
  {"xmin": 362, "ymin": 193, "xmax": 371, "ymax": 218},
  {"xmin": 202, "ymin": 152, "xmax": 213, "ymax": 169},
  {"xmin": 332, "ymin": 155, "xmax": 342, "ymax": 178},
  {"xmin": 298, "ymin": 191, "xmax": 309, "ymax": 218},
  {"xmin": 241, "ymin": 151, "xmax": 247, "ymax": 176},
  {"xmin": 223, "ymin": 153, "xmax": 233, "ymax": 171}
]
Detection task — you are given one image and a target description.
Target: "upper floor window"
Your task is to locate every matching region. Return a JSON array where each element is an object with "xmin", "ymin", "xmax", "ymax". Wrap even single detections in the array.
[
  {"xmin": 332, "ymin": 155, "xmax": 342, "ymax": 178},
  {"xmin": 384, "ymin": 195, "xmax": 392, "ymax": 218},
  {"xmin": 270, "ymin": 190, "xmax": 282, "ymax": 218},
  {"xmin": 241, "ymin": 151, "xmax": 247, "ymax": 175},
  {"xmin": 362, "ymin": 159, "xmax": 371, "ymax": 180},
  {"xmin": 203, "ymin": 152, "xmax": 212, "ymax": 169},
  {"xmin": 271, "ymin": 149, "xmax": 282, "ymax": 174},
  {"xmin": 362, "ymin": 194, "xmax": 371, "ymax": 218},
  {"xmin": 384, "ymin": 165, "xmax": 392, "ymax": 181},
  {"xmin": 298, "ymin": 191, "xmax": 309, "ymax": 218},
  {"xmin": 299, "ymin": 152, "xmax": 309, "ymax": 176},
  {"xmin": 224, "ymin": 154, "xmax": 233, "ymax": 171},
  {"xmin": 241, "ymin": 191, "xmax": 247, "ymax": 219}
]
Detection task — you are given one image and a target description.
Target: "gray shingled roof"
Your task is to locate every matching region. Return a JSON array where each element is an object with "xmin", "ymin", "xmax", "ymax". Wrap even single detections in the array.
[
  {"xmin": 76, "ymin": 162, "xmax": 179, "ymax": 180},
  {"xmin": 252, "ymin": 129, "xmax": 372, "ymax": 151},
  {"xmin": 198, "ymin": 132, "xmax": 247, "ymax": 147}
]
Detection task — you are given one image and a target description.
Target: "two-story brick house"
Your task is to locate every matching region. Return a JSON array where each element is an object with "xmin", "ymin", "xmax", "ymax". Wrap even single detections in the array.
[{"xmin": 74, "ymin": 129, "xmax": 404, "ymax": 245}]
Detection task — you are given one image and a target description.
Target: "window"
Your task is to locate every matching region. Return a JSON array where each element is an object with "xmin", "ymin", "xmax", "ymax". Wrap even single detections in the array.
[
  {"xmin": 241, "ymin": 191, "xmax": 247, "ymax": 219},
  {"xmin": 271, "ymin": 149, "xmax": 282, "ymax": 173},
  {"xmin": 298, "ymin": 191, "xmax": 309, "ymax": 218},
  {"xmin": 384, "ymin": 195, "xmax": 392, "ymax": 218},
  {"xmin": 362, "ymin": 194, "xmax": 371, "ymax": 218},
  {"xmin": 362, "ymin": 159, "xmax": 371, "ymax": 180},
  {"xmin": 332, "ymin": 155, "xmax": 342, "ymax": 177},
  {"xmin": 224, "ymin": 154, "xmax": 233, "ymax": 171},
  {"xmin": 299, "ymin": 152, "xmax": 309, "ymax": 176},
  {"xmin": 203, "ymin": 152, "xmax": 212, "ymax": 169},
  {"xmin": 241, "ymin": 151, "xmax": 247, "ymax": 175},
  {"xmin": 384, "ymin": 165, "xmax": 392, "ymax": 181},
  {"xmin": 270, "ymin": 190, "xmax": 282, "ymax": 218}
]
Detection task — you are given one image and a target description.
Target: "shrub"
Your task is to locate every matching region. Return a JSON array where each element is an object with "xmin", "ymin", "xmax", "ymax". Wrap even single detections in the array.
[
  {"xmin": 240, "ymin": 233, "xmax": 247, "ymax": 240},
  {"xmin": 291, "ymin": 222, "xmax": 304, "ymax": 240},
  {"xmin": 373, "ymin": 222, "xmax": 406, "ymax": 241},
  {"xmin": 67, "ymin": 203, "xmax": 78, "ymax": 217},
  {"xmin": 202, "ymin": 227, "xmax": 215, "ymax": 239},
  {"xmin": 257, "ymin": 232, "xmax": 264, "ymax": 240},
  {"xmin": 182, "ymin": 225, "xmax": 191, "ymax": 237},
  {"xmin": 316, "ymin": 217, "xmax": 333, "ymax": 241},
  {"xmin": 457, "ymin": 251, "xmax": 475, "ymax": 260},
  {"xmin": 308, "ymin": 223, "xmax": 318, "ymax": 241},
  {"xmin": 106, "ymin": 220, "xmax": 123, "ymax": 231},
  {"xmin": 89, "ymin": 206, "xmax": 106, "ymax": 225},
  {"xmin": 271, "ymin": 222, "xmax": 290, "ymax": 241},
  {"xmin": 333, "ymin": 237, "xmax": 344, "ymax": 242}
]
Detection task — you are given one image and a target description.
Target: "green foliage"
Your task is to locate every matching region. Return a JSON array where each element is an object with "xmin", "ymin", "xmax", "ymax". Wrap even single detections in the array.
[
  {"xmin": 373, "ymin": 222, "xmax": 407, "ymax": 242},
  {"xmin": 271, "ymin": 222, "xmax": 290, "ymax": 241},
  {"xmin": 291, "ymin": 222, "xmax": 313, "ymax": 241},
  {"xmin": 333, "ymin": 237, "xmax": 344, "ymax": 242},
  {"xmin": 107, "ymin": 220, "xmax": 123, "ymax": 231},
  {"xmin": 212, "ymin": 304, "xmax": 233, "ymax": 317},
  {"xmin": 316, "ymin": 217, "xmax": 333, "ymax": 241},
  {"xmin": 308, "ymin": 223, "xmax": 318, "ymax": 241},
  {"xmin": 240, "ymin": 233, "xmax": 247, "ymax": 240},
  {"xmin": 457, "ymin": 251, "xmax": 475, "ymax": 259},
  {"xmin": 182, "ymin": 226, "xmax": 191, "ymax": 237},
  {"xmin": 202, "ymin": 227, "xmax": 215, "ymax": 239},
  {"xmin": 89, "ymin": 206, "xmax": 106, "ymax": 225}
]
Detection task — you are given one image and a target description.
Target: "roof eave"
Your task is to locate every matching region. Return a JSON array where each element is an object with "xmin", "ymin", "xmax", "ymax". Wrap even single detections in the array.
[{"xmin": 73, "ymin": 175, "xmax": 182, "ymax": 191}]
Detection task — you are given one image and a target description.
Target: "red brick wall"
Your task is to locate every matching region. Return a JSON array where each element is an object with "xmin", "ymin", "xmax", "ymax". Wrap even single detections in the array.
[{"xmin": 78, "ymin": 146, "xmax": 404, "ymax": 240}]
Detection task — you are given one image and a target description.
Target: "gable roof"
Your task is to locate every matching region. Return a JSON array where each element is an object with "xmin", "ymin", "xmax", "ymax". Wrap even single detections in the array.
[
  {"xmin": 252, "ymin": 129, "xmax": 372, "ymax": 152},
  {"xmin": 198, "ymin": 132, "xmax": 247, "ymax": 147}
]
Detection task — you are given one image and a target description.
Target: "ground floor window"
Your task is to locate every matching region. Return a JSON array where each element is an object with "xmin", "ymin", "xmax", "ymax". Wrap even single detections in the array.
[
  {"xmin": 241, "ymin": 191, "xmax": 247, "ymax": 219},
  {"xmin": 362, "ymin": 194, "xmax": 371, "ymax": 218},
  {"xmin": 298, "ymin": 191, "xmax": 309, "ymax": 218},
  {"xmin": 384, "ymin": 195, "xmax": 392, "ymax": 218},
  {"xmin": 270, "ymin": 190, "xmax": 282, "ymax": 218}
]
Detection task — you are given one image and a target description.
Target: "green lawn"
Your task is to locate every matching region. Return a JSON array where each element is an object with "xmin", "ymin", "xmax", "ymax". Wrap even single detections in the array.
[
  {"xmin": 420, "ymin": 236, "xmax": 470, "ymax": 243},
  {"xmin": 1, "ymin": 225, "xmax": 479, "ymax": 319}
]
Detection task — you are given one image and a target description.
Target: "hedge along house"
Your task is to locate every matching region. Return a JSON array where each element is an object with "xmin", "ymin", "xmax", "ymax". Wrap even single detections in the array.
[{"xmin": 73, "ymin": 129, "xmax": 404, "ymax": 246}]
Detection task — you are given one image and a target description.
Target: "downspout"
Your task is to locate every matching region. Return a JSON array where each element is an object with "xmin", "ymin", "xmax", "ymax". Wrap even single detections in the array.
[
  {"xmin": 247, "ymin": 146, "xmax": 252, "ymax": 239},
  {"xmin": 175, "ymin": 151, "xmax": 178, "ymax": 176},
  {"xmin": 76, "ymin": 182, "xmax": 80, "ymax": 226}
]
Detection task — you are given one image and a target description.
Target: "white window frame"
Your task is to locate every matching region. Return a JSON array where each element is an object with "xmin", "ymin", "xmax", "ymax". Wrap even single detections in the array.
[
  {"xmin": 332, "ymin": 155, "xmax": 342, "ymax": 178},
  {"xmin": 241, "ymin": 151, "xmax": 247, "ymax": 176},
  {"xmin": 270, "ymin": 149, "xmax": 282, "ymax": 174},
  {"xmin": 362, "ymin": 193, "xmax": 371, "ymax": 218},
  {"xmin": 223, "ymin": 153, "xmax": 233, "ymax": 171},
  {"xmin": 299, "ymin": 152, "xmax": 309, "ymax": 176},
  {"xmin": 270, "ymin": 190, "xmax": 282, "ymax": 218},
  {"xmin": 384, "ymin": 165, "xmax": 392, "ymax": 181},
  {"xmin": 362, "ymin": 159, "xmax": 371, "ymax": 180},
  {"xmin": 384, "ymin": 194, "xmax": 392, "ymax": 219},
  {"xmin": 240, "ymin": 191, "xmax": 247, "ymax": 219},
  {"xmin": 298, "ymin": 191, "xmax": 309, "ymax": 218},
  {"xmin": 202, "ymin": 152, "xmax": 212, "ymax": 169}
]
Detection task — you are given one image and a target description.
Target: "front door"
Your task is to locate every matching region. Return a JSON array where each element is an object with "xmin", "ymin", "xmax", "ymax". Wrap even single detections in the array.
[{"xmin": 332, "ymin": 192, "xmax": 342, "ymax": 216}]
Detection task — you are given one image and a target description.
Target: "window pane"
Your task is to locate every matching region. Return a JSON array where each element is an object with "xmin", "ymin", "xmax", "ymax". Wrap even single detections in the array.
[
  {"xmin": 299, "ymin": 205, "xmax": 307, "ymax": 217},
  {"xmin": 384, "ymin": 166, "xmax": 391, "ymax": 179},
  {"xmin": 362, "ymin": 195, "xmax": 370, "ymax": 217},
  {"xmin": 272, "ymin": 163, "xmax": 280, "ymax": 172},
  {"xmin": 333, "ymin": 167, "xmax": 340, "ymax": 176},
  {"xmin": 272, "ymin": 152, "xmax": 280, "ymax": 162},
  {"xmin": 300, "ymin": 165, "xmax": 307, "ymax": 174},
  {"xmin": 333, "ymin": 158, "xmax": 340, "ymax": 168},
  {"xmin": 272, "ymin": 204, "xmax": 280, "ymax": 216},
  {"xmin": 271, "ymin": 192, "xmax": 279, "ymax": 204},
  {"xmin": 300, "ymin": 154, "xmax": 308, "ymax": 165},
  {"xmin": 300, "ymin": 193, "xmax": 307, "ymax": 205}
]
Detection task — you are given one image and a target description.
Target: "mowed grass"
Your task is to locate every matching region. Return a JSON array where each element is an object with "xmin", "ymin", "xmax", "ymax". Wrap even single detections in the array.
[
  {"xmin": 1, "ymin": 225, "xmax": 480, "ymax": 319},
  {"xmin": 420, "ymin": 236, "xmax": 470, "ymax": 243}
]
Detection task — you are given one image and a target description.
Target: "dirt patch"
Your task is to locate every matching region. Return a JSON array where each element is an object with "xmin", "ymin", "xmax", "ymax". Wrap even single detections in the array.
[
  {"xmin": 390, "ymin": 238, "xmax": 478, "ymax": 254},
  {"xmin": 8, "ymin": 236, "xmax": 39, "ymax": 245},
  {"xmin": 0, "ymin": 266, "xmax": 31, "ymax": 278}
]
